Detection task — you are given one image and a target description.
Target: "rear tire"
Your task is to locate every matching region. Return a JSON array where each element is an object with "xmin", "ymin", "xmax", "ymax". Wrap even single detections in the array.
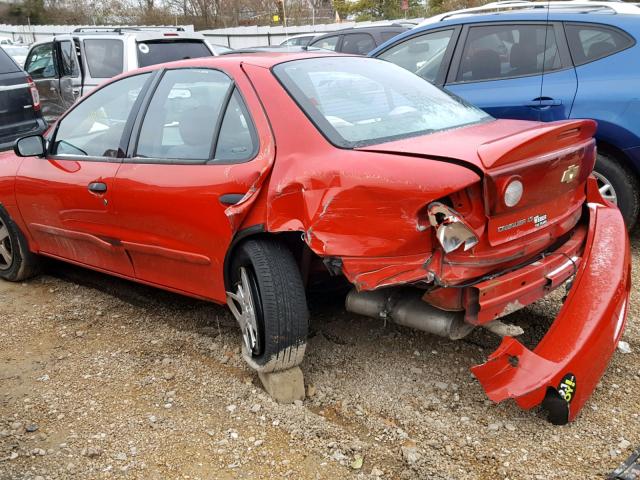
[
  {"xmin": 227, "ymin": 238, "xmax": 309, "ymax": 373},
  {"xmin": 594, "ymin": 152, "xmax": 640, "ymax": 230},
  {"xmin": 0, "ymin": 207, "xmax": 41, "ymax": 282}
]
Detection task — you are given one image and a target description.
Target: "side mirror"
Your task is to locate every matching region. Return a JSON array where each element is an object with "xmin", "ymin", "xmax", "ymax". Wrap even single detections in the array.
[{"xmin": 14, "ymin": 135, "xmax": 45, "ymax": 157}]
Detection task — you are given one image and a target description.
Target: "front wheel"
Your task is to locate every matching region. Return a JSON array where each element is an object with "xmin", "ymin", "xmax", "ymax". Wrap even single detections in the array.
[
  {"xmin": 0, "ymin": 208, "xmax": 41, "ymax": 282},
  {"xmin": 227, "ymin": 238, "xmax": 309, "ymax": 373},
  {"xmin": 594, "ymin": 152, "xmax": 640, "ymax": 230}
]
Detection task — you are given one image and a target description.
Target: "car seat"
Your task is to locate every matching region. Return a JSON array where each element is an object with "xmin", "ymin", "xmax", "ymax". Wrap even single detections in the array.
[{"xmin": 470, "ymin": 49, "xmax": 501, "ymax": 80}]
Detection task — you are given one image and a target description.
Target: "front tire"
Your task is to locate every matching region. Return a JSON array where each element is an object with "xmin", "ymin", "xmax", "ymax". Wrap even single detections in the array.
[
  {"xmin": 0, "ymin": 207, "xmax": 40, "ymax": 282},
  {"xmin": 227, "ymin": 238, "xmax": 309, "ymax": 373},
  {"xmin": 594, "ymin": 152, "xmax": 640, "ymax": 230}
]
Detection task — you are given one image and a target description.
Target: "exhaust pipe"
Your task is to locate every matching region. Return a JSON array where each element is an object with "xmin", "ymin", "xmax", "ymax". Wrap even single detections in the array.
[{"xmin": 345, "ymin": 288, "xmax": 474, "ymax": 340}]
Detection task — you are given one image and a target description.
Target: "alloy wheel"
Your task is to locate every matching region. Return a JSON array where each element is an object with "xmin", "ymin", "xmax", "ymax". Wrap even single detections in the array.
[
  {"xmin": 593, "ymin": 171, "xmax": 617, "ymax": 204},
  {"xmin": 0, "ymin": 218, "xmax": 13, "ymax": 271},
  {"xmin": 226, "ymin": 266, "xmax": 262, "ymax": 356}
]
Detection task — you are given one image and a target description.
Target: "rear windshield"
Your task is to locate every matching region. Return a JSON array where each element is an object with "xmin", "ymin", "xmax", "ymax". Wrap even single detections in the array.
[
  {"xmin": 0, "ymin": 47, "xmax": 19, "ymax": 73},
  {"xmin": 84, "ymin": 39, "xmax": 124, "ymax": 78},
  {"xmin": 137, "ymin": 40, "xmax": 212, "ymax": 67},
  {"xmin": 273, "ymin": 57, "xmax": 490, "ymax": 148}
]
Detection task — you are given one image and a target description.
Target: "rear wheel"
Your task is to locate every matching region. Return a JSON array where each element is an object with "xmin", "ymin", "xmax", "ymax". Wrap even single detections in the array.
[
  {"xmin": 227, "ymin": 238, "xmax": 309, "ymax": 373},
  {"xmin": 594, "ymin": 152, "xmax": 640, "ymax": 230},
  {"xmin": 0, "ymin": 208, "xmax": 40, "ymax": 282}
]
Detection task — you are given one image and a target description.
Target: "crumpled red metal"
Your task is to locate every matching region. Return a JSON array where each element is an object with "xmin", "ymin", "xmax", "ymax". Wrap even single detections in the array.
[{"xmin": 471, "ymin": 177, "xmax": 631, "ymax": 423}]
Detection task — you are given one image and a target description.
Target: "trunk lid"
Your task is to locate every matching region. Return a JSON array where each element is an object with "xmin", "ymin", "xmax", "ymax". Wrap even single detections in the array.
[{"xmin": 357, "ymin": 118, "xmax": 597, "ymax": 246}]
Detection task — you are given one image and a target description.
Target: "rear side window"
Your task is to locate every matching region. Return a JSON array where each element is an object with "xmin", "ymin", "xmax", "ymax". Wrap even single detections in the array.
[
  {"xmin": 136, "ymin": 41, "xmax": 212, "ymax": 68},
  {"xmin": 25, "ymin": 43, "xmax": 56, "ymax": 79},
  {"xmin": 564, "ymin": 23, "xmax": 634, "ymax": 66},
  {"xmin": 0, "ymin": 48, "xmax": 18, "ymax": 73},
  {"xmin": 341, "ymin": 33, "xmax": 376, "ymax": 55},
  {"xmin": 456, "ymin": 24, "xmax": 561, "ymax": 82},
  {"xmin": 135, "ymin": 68, "xmax": 232, "ymax": 162},
  {"xmin": 214, "ymin": 91, "xmax": 258, "ymax": 162},
  {"xmin": 84, "ymin": 39, "xmax": 124, "ymax": 78}
]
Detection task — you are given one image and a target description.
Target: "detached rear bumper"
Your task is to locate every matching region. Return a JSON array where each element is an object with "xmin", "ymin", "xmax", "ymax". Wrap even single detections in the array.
[{"xmin": 471, "ymin": 177, "xmax": 631, "ymax": 423}]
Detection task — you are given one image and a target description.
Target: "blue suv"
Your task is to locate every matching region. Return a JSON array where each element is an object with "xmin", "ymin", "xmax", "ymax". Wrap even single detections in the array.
[{"xmin": 370, "ymin": 3, "xmax": 640, "ymax": 228}]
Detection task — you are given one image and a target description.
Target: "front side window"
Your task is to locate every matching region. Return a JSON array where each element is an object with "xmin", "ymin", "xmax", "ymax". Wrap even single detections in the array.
[
  {"xmin": 53, "ymin": 73, "xmax": 150, "ymax": 158},
  {"xmin": 25, "ymin": 43, "xmax": 56, "ymax": 79},
  {"xmin": 83, "ymin": 39, "xmax": 124, "ymax": 78},
  {"xmin": 378, "ymin": 29, "xmax": 454, "ymax": 83},
  {"xmin": 282, "ymin": 36, "xmax": 314, "ymax": 47},
  {"xmin": 136, "ymin": 41, "xmax": 212, "ymax": 68},
  {"xmin": 456, "ymin": 24, "xmax": 560, "ymax": 82},
  {"xmin": 311, "ymin": 35, "xmax": 340, "ymax": 51},
  {"xmin": 274, "ymin": 57, "xmax": 490, "ymax": 148},
  {"xmin": 564, "ymin": 24, "xmax": 634, "ymax": 66},
  {"xmin": 341, "ymin": 33, "xmax": 376, "ymax": 55},
  {"xmin": 135, "ymin": 69, "xmax": 233, "ymax": 162},
  {"xmin": 59, "ymin": 40, "xmax": 79, "ymax": 77}
]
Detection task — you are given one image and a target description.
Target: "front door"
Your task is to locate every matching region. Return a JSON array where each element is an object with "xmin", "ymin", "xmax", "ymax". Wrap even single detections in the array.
[
  {"xmin": 445, "ymin": 23, "xmax": 564, "ymax": 121},
  {"xmin": 113, "ymin": 67, "xmax": 274, "ymax": 301},
  {"xmin": 15, "ymin": 72, "xmax": 152, "ymax": 276},
  {"xmin": 56, "ymin": 39, "xmax": 82, "ymax": 109},
  {"xmin": 24, "ymin": 42, "xmax": 66, "ymax": 123}
]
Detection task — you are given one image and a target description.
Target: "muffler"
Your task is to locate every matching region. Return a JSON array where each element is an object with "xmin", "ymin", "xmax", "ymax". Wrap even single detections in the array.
[{"xmin": 345, "ymin": 288, "xmax": 474, "ymax": 340}]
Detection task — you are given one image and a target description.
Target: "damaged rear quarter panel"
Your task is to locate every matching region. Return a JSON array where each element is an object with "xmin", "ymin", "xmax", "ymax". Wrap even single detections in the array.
[{"xmin": 242, "ymin": 63, "xmax": 481, "ymax": 288}]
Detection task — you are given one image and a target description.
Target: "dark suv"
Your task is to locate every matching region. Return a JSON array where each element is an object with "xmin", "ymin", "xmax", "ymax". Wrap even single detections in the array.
[
  {"xmin": 0, "ymin": 47, "xmax": 46, "ymax": 151},
  {"xmin": 309, "ymin": 25, "xmax": 408, "ymax": 55}
]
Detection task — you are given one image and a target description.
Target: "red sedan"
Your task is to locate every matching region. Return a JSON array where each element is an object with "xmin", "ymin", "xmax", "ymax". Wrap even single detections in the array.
[{"xmin": 0, "ymin": 53, "xmax": 630, "ymax": 424}]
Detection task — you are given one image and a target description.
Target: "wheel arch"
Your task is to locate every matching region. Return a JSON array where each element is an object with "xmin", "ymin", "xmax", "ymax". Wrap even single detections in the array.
[
  {"xmin": 595, "ymin": 139, "xmax": 639, "ymax": 176},
  {"xmin": 223, "ymin": 225, "xmax": 314, "ymax": 291}
]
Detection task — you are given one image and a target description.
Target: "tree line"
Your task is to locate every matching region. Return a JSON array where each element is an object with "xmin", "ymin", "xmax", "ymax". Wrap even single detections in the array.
[{"xmin": 0, "ymin": 0, "xmax": 489, "ymax": 29}]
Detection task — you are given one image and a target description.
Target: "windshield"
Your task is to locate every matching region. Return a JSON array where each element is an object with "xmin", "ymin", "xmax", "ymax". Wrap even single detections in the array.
[
  {"xmin": 273, "ymin": 57, "xmax": 491, "ymax": 148},
  {"xmin": 137, "ymin": 40, "xmax": 212, "ymax": 67}
]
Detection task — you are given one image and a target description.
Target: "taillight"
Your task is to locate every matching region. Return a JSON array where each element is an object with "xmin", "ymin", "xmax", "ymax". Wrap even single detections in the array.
[
  {"xmin": 27, "ymin": 76, "xmax": 40, "ymax": 111},
  {"xmin": 427, "ymin": 202, "xmax": 479, "ymax": 253}
]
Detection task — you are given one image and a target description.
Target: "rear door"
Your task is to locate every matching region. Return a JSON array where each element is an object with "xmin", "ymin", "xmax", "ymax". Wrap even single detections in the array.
[
  {"xmin": 14, "ymin": 72, "xmax": 152, "ymax": 275},
  {"xmin": 24, "ymin": 42, "xmax": 66, "ymax": 123},
  {"xmin": 445, "ymin": 22, "xmax": 562, "ymax": 121},
  {"xmin": 113, "ymin": 66, "xmax": 274, "ymax": 301},
  {"xmin": 537, "ymin": 22, "xmax": 577, "ymax": 122},
  {"xmin": 0, "ymin": 48, "xmax": 39, "ymax": 144}
]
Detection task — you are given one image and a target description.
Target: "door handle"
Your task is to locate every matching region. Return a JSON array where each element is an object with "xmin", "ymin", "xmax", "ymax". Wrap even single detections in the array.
[
  {"xmin": 526, "ymin": 97, "xmax": 562, "ymax": 107},
  {"xmin": 88, "ymin": 182, "xmax": 107, "ymax": 194},
  {"xmin": 219, "ymin": 193, "xmax": 245, "ymax": 206}
]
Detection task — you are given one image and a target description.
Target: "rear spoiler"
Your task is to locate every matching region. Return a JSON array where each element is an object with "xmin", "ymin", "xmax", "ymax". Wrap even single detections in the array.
[{"xmin": 478, "ymin": 120, "xmax": 597, "ymax": 169}]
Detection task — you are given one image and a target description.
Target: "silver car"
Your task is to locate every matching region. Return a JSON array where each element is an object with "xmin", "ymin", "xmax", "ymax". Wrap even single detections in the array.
[{"xmin": 24, "ymin": 27, "xmax": 216, "ymax": 123}]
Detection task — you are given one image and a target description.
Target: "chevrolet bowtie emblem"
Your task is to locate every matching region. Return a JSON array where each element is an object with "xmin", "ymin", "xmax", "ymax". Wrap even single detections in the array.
[{"xmin": 561, "ymin": 164, "xmax": 580, "ymax": 183}]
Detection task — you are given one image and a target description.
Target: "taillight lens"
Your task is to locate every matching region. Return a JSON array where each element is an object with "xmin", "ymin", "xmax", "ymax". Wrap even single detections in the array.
[
  {"xmin": 503, "ymin": 179, "xmax": 523, "ymax": 207},
  {"xmin": 427, "ymin": 202, "xmax": 479, "ymax": 253},
  {"xmin": 27, "ymin": 76, "xmax": 40, "ymax": 111}
]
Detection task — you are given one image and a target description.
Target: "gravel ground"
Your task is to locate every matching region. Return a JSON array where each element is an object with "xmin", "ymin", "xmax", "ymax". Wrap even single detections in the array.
[{"xmin": 0, "ymin": 230, "xmax": 638, "ymax": 480}]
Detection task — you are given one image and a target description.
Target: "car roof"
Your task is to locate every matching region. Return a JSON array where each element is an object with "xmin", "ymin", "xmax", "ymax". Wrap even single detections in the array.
[
  {"xmin": 29, "ymin": 28, "xmax": 208, "ymax": 47},
  {"xmin": 311, "ymin": 24, "xmax": 408, "ymax": 40},
  {"xmin": 370, "ymin": 5, "xmax": 640, "ymax": 56}
]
